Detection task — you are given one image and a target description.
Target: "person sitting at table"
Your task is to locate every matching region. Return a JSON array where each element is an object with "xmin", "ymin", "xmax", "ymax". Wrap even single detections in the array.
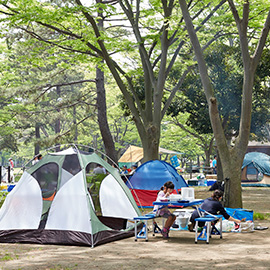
[
  {"xmin": 188, "ymin": 189, "xmax": 241, "ymax": 231},
  {"xmin": 153, "ymin": 181, "xmax": 176, "ymax": 239}
]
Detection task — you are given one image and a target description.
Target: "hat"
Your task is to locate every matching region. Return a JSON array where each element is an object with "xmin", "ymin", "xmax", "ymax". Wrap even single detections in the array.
[{"xmin": 8, "ymin": 158, "xmax": 12, "ymax": 160}]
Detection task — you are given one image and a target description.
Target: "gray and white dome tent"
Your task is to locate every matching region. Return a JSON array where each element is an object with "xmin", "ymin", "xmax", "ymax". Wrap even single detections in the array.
[{"xmin": 0, "ymin": 145, "xmax": 141, "ymax": 247}]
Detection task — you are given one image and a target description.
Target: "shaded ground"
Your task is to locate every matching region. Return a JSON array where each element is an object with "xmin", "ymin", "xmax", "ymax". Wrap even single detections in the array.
[{"xmin": 1, "ymin": 186, "xmax": 270, "ymax": 270}]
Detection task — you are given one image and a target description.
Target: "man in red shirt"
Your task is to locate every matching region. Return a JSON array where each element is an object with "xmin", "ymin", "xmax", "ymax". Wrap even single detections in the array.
[{"xmin": 9, "ymin": 158, "xmax": 14, "ymax": 169}]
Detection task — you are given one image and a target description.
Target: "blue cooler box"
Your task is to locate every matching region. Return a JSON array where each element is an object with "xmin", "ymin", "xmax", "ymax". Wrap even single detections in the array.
[{"xmin": 207, "ymin": 180, "xmax": 216, "ymax": 186}]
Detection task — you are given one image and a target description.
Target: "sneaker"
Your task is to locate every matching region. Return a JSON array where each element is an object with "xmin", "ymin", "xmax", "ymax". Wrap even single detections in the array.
[{"xmin": 161, "ymin": 228, "xmax": 169, "ymax": 239}]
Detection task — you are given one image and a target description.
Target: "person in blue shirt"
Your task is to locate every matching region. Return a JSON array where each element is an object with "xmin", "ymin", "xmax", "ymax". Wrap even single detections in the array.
[
  {"xmin": 212, "ymin": 155, "xmax": 217, "ymax": 174},
  {"xmin": 120, "ymin": 165, "xmax": 129, "ymax": 174}
]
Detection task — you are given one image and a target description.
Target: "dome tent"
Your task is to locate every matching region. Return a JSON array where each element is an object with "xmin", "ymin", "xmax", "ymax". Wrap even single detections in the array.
[
  {"xmin": 241, "ymin": 152, "xmax": 270, "ymax": 186},
  {"xmin": 0, "ymin": 145, "xmax": 141, "ymax": 247},
  {"xmin": 126, "ymin": 160, "xmax": 188, "ymax": 207}
]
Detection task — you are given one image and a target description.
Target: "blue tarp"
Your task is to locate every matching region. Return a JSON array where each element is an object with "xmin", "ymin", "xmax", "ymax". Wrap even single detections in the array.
[
  {"xmin": 242, "ymin": 152, "xmax": 270, "ymax": 176},
  {"xmin": 126, "ymin": 160, "xmax": 188, "ymax": 191},
  {"xmin": 225, "ymin": 208, "xmax": 253, "ymax": 221}
]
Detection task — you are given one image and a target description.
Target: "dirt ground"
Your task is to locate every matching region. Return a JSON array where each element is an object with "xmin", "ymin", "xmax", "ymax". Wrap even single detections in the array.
[{"xmin": 1, "ymin": 186, "xmax": 270, "ymax": 270}]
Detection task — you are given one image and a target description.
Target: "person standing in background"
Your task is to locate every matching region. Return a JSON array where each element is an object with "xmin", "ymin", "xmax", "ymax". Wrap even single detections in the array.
[
  {"xmin": 8, "ymin": 158, "xmax": 14, "ymax": 183},
  {"xmin": 212, "ymin": 155, "xmax": 217, "ymax": 174}
]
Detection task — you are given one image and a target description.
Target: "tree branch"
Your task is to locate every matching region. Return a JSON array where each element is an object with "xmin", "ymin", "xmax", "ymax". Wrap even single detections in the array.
[
  {"xmin": 227, "ymin": 0, "xmax": 250, "ymax": 62},
  {"xmin": 33, "ymin": 79, "xmax": 96, "ymax": 102},
  {"xmin": 252, "ymin": 9, "xmax": 270, "ymax": 67}
]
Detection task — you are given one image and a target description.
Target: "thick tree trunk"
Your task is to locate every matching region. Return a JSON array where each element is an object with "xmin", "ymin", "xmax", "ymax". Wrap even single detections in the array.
[
  {"xmin": 216, "ymin": 151, "xmax": 223, "ymax": 181},
  {"xmin": 222, "ymin": 150, "xmax": 243, "ymax": 207},
  {"xmin": 95, "ymin": 2, "xmax": 117, "ymax": 164},
  {"xmin": 140, "ymin": 123, "xmax": 160, "ymax": 162},
  {"xmin": 96, "ymin": 66, "xmax": 118, "ymax": 164}
]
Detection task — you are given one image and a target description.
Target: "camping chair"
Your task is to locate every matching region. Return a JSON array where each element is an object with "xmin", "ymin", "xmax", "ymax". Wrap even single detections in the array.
[
  {"xmin": 194, "ymin": 208, "xmax": 223, "ymax": 244},
  {"xmin": 133, "ymin": 209, "xmax": 163, "ymax": 241}
]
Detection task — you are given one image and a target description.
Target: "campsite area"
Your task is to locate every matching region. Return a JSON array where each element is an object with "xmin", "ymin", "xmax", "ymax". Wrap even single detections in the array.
[{"xmin": 1, "ymin": 186, "xmax": 270, "ymax": 270}]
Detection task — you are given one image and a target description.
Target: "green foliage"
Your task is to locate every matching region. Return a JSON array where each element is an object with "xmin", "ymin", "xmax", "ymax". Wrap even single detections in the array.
[
  {"xmin": 167, "ymin": 44, "xmax": 270, "ymax": 140},
  {"xmin": 0, "ymin": 192, "xmax": 8, "ymax": 208},
  {"xmin": 0, "ymin": 32, "xmax": 98, "ymax": 156},
  {"xmin": 0, "ymin": 0, "xmax": 269, "ymax": 165},
  {"xmin": 86, "ymin": 173, "xmax": 106, "ymax": 214},
  {"xmin": 253, "ymin": 212, "xmax": 270, "ymax": 220},
  {"xmin": 160, "ymin": 115, "xmax": 204, "ymax": 159}
]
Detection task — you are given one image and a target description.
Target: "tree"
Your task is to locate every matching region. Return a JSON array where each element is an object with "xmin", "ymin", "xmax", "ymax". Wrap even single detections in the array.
[
  {"xmin": 168, "ymin": 44, "xmax": 270, "ymax": 172},
  {"xmin": 0, "ymin": 0, "xmax": 228, "ymax": 162},
  {"xmin": 0, "ymin": 34, "xmax": 98, "ymax": 155},
  {"xmin": 179, "ymin": 0, "xmax": 270, "ymax": 207}
]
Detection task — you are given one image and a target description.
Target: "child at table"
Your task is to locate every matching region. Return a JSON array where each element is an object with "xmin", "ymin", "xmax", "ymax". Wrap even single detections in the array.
[{"xmin": 153, "ymin": 181, "xmax": 176, "ymax": 238}]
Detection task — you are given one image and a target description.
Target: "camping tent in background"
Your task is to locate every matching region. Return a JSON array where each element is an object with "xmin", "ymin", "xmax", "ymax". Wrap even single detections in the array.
[
  {"xmin": 126, "ymin": 160, "xmax": 188, "ymax": 207},
  {"xmin": 118, "ymin": 145, "xmax": 144, "ymax": 168},
  {"xmin": 118, "ymin": 145, "xmax": 182, "ymax": 168},
  {"xmin": 241, "ymin": 152, "xmax": 270, "ymax": 186},
  {"xmin": 0, "ymin": 146, "xmax": 141, "ymax": 247}
]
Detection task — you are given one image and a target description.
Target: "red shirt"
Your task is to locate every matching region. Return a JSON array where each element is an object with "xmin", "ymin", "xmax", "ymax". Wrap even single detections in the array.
[{"xmin": 9, "ymin": 160, "xmax": 14, "ymax": 168}]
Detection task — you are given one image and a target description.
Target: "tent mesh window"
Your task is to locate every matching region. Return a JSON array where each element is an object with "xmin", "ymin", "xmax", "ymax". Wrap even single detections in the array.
[
  {"xmin": 31, "ymin": 162, "xmax": 59, "ymax": 229},
  {"xmin": 62, "ymin": 154, "xmax": 81, "ymax": 175},
  {"xmin": 31, "ymin": 162, "xmax": 59, "ymax": 199}
]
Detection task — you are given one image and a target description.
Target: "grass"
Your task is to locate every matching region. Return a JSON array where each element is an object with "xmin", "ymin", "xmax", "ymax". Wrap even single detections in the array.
[
  {"xmin": 253, "ymin": 212, "xmax": 270, "ymax": 220},
  {"xmin": 0, "ymin": 253, "xmax": 18, "ymax": 261}
]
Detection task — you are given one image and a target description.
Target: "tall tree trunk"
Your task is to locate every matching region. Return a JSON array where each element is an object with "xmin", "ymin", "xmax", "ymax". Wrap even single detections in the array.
[
  {"xmin": 73, "ymin": 106, "xmax": 78, "ymax": 142},
  {"xmin": 34, "ymin": 123, "xmax": 40, "ymax": 155},
  {"xmin": 55, "ymin": 85, "xmax": 61, "ymax": 152},
  {"xmin": 216, "ymin": 151, "xmax": 224, "ymax": 183},
  {"xmin": 71, "ymin": 85, "xmax": 78, "ymax": 142},
  {"xmin": 95, "ymin": 1, "xmax": 118, "ymax": 164},
  {"xmin": 222, "ymin": 149, "xmax": 243, "ymax": 207},
  {"xmin": 96, "ymin": 66, "xmax": 118, "ymax": 164},
  {"xmin": 140, "ymin": 122, "xmax": 160, "ymax": 162}
]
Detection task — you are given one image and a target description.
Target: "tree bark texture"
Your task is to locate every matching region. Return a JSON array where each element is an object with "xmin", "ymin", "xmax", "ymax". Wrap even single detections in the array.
[
  {"xmin": 140, "ymin": 122, "xmax": 160, "ymax": 162},
  {"xmin": 96, "ymin": 66, "xmax": 118, "ymax": 164}
]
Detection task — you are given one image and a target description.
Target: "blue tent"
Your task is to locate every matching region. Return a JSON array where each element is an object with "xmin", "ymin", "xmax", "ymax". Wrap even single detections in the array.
[
  {"xmin": 242, "ymin": 152, "xmax": 270, "ymax": 175},
  {"xmin": 126, "ymin": 160, "xmax": 188, "ymax": 206},
  {"xmin": 241, "ymin": 152, "xmax": 270, "ymax": 185}
]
